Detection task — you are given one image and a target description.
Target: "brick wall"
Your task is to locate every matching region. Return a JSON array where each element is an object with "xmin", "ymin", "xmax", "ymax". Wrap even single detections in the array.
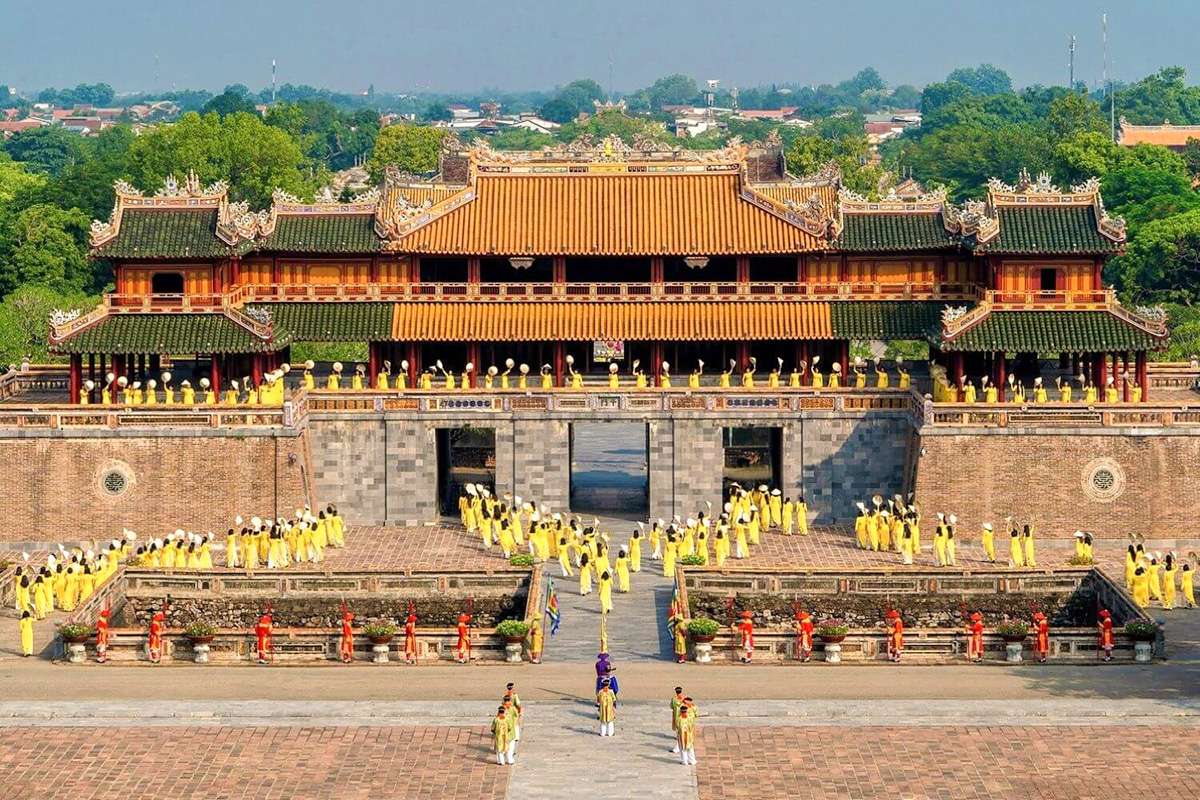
[
  {"xmin": 914, "ymin": 428, "xmax": 1200, "ymax": 539},
  {"xmin": 0, "ymin": 430, "xmax": 310, "ymax": 544}
]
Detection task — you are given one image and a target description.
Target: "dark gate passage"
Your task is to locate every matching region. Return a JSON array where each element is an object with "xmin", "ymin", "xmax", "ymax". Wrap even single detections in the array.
[
  {"xmin": 722, "ymin": 426, "xmax": 782, "ymax": 498},
  {"xmin": 569, "ymin": 422, "xmax": 649, "ymax": 519},
  {"xmin": 437, "ymin": 427, "xmax": 496, "ymax": 515}
]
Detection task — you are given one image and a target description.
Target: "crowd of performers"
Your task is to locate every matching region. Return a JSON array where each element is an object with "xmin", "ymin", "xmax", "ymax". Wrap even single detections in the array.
[
  {"xmin": 122, "ymin": 506, "xmax": 348, "ymax": 571},
  {"xmin": 1125, "ymin": 544, "xmax": 1196, "ymax": 610},
  {"xmin": 851, "ymin": 495, "xmax": 1056, "ymax": 568},
  {"xmin": 13, "ymin": 536, "xmax": 135, "ymax": 657},
  {"xmin": 932, "ymin": 370, "xmax": 1145, "ymax": 404}
]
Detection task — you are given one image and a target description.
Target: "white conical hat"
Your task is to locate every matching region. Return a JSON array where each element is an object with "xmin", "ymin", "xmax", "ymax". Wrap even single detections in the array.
[
  {"xmin": 948, "ymin": 514, "xmax": 957, "ymax": 525},
  {"xmin": 983, "ymin": 523, "xmax": 993, "ymax": 531},
  {"xmin": 304, "ymin": 360, "xmax": 315, "ymax": 370},
  {"xmin": 161, "ymin": 371, "xmax": 172, "ymax": 383},
  {"xmin": 199, "ymin": 377, "xmax": 210, "ymax": 389},
  {"xmin": 609, "ymin": 363, "xmax": 618, "ymax": 374}
]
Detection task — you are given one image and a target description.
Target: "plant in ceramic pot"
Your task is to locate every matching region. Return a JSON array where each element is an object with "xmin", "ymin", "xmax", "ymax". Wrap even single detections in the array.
[
  {"xmin": 185, "ymin": 620, "xmax": 218, "ymax": 645},
  {"xmin": 59, "ymin": 623, "xmax": 93, "ymax": 645},
  {"xmin": 363, "ymin": 621, "xmax": 396, "ymax": 645},
  {"xmin": 687, "ymin": 617, "xmax": 720, "ymax": 643},
  {"xmin": 1124, "ymin": 620, "xmax": 1158, "ymax": 641},
  {"xmin": 495, "ymin": 619, "xmax": 529, "ymax": 644},
  {"xmin": 816, "ymin": 620, "xmax": 849, "ymax": 643},
  {"xmin": 995, "ymin": 621, "xmax": 1029, "ymax": 643}
]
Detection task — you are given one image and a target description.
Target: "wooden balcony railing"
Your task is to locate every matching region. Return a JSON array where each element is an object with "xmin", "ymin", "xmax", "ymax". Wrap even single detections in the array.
[{"xmin": 925, "ymin": 401, "xmax": 1200, "ymax": 428}]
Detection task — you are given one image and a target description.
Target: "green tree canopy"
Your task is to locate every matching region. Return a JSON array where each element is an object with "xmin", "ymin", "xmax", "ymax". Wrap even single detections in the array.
[
  {"xmin": 0, "ymin": 203, "xmax": 92, "ymax": 296},
  {"xmin": 2, "ymin": 127, "xmax": 86, "ymax": 176},
  {"xmin": 202, "ymin": 90, "xmax": 259, "ymax": 118},
  {"xmin": 1110, "ymin": 208, "xmax": 1200, "ymax": 303},
  {"xmin": 125, "ymin": 111, "xmax": 316, "ymax": 207},
  {"xmin": 366, "ymin": 124, "xmax": 446, "ymax": 181},
  {"xmin": 945, "ymin": 64, "xmax": 1013, "ymax": 96}
]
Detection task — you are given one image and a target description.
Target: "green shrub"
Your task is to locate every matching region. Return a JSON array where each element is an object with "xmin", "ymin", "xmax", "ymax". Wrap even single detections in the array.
[
  {"xmin": 1066, "ymin": 554, "xmax": 1096, "ymax": 566},
  {"xmin": 509, "ymin": 554, "xmax": 535, "ymax": 567},
  {"xmin": 362, "ymin": 622, "xmax": 396, "ymax": 638},
  {"xmin": 687, "ymin": 617, "xmax": 720, "ymax": 636},
  {"xmin": 495, "ymin": 620, "xmax": 529, "ymax": 638},
  {"xmin": 58, "ymin": 623, "xmax": 93, "ymax": 640},
  {"xmin": 678, "ymin": 554, "xmax": 705, "ymax": 566},
  {"xmin": 184, "ymin": 621, "xmax": 218, "ymax": 638},
  {"xmin": 995, "ymin": 621, "xmax": 1029, "ymax": 638},
  {"xmin": 1125, "ymin": 620, "xmax": 1158, "ymax": 640},
  {"xmin": 815, "ymin": 620, "xmax": 849, "ymax": 637}
]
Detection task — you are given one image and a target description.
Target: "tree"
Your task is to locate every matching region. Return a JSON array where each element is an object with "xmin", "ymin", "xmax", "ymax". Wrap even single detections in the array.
[
  {"xmin": 202, "ymin": 90, "xmax": 259, "ymax": 118},
  {"xmin": 422, "ymin": 102, "xmax": 452, "ymax": 122},
  {"xmin": 899, "ymin": 122, "xmax": 1052, "ymax": 200},
  {"xmin": 645, "ymin": 74, "xmax": 699, "ymax": 110},
  {"xmin": 539, "ymin": 78, "xmax": 606, "ymax": 122},
  {"xmin": 1183, "ymin": 138, "xmax": 1200, "ymax": 177},
  {"xmin": 487, "ymin": 128, "xmax": 556, "ymax": 151},
  {"xmin": 1045, "ymin": 92, "xmax": 1106, "ymax": 140},
  {"xmin": 126, "ymin": 111, "xmax": 315, "ymax": 207},
  {"xmin": 785, "ymin": 130, "xmax": 881, "ymax": 195},
  {"xmin": 0, "ymin": 284, "xmax": 96, "ymax": 363},
  {"xmin": 0, "ymin": 153, "xmax": 45, "ymax": 208},
  {"xmin": 920, "ymin": 80, "xmax": 973, "ymax": 117},
  {"xmin": 945, "ymin": 64, "xmax": 1013, "ymax": 96},
  {"xmin": 1112, "ymin": 66, "xmax": 1200, "ymax": 125},
  {"xmin": 555, "ymin": 111, "xmax": 668, "ymax": 146},
  {"xmin": 0, "ymin": 203, "xmax": 92, "ymax": 295},
  {"xmin": 366, "ymin": 124, "xmax": 446, "ymax": 181},
  {"xmin": 38, "ymin": 126, "xmax": 135, "ymax": 222},
  {"xmin": 2, "ymin": 127, "xmax": 85, "ymax": 176},
  {"xmin": 1111, "ymin": 208, "xmax": 1200, "ymax": 303},
  {"xmin": 538, "ymin": 98, "xmax": 577, "ymax": 124},
  {"xmin": 889, "ymin": 85, "xmax": 922, "ymax": 109}
]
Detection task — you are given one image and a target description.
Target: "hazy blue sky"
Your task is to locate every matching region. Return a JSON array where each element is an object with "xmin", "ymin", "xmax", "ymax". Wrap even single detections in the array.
[{"xmin": 3, "ymin": 0, "xmax": 1199, "ymax": 95}]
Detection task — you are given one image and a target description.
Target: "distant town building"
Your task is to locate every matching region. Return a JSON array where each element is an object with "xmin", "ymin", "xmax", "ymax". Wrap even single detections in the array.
[{"xmin": 1117, "ymin": 117, "xmax": 1200, "ymax": 151}]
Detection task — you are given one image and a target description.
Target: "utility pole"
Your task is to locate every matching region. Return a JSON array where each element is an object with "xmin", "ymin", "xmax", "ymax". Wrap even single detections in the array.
[
  {"xmin": 1068, "ymin": 35, "xmax": 1076, "ymax": 90},
  {"xmin": 1103, "ymin": 13, "xmax": 1114, "ymax": 141},
  {"xmin": 271, "ymin": 59, "xmax": 277, "ymax": 104}
]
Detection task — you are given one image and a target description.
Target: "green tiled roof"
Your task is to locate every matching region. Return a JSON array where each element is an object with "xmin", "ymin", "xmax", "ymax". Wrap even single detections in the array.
[
  {"xmin": 255, "ymin": 302, "xmax": 394, "ymax": 342},
  {"xmin": 93, "ymin": 209, "xmax": 230, "ymax": 259},
  {"xmin": 972, "ymin": 206, "xmax": 1120, "ymax": 254},
  {"xmin": 253, "ymin": 214, "xmax": 383, "ymax": 253},
  {"xmin": 831, "ymin": 301, "xmax": 957, "ymax": 340},
  {"xmin": 939, "ymin": 310, "xmax": 1163, "ymax": 352},
  {"xmin": 53, "ymin": 313, "xmax": 277, "ymax": 354},
  {"xmin": 836, "ymin": 212, "xmax": 958, "ymax": 252}
]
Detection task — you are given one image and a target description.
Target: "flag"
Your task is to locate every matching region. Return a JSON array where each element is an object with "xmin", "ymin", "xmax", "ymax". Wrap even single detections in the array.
[
  {"xmin": 545, "ymin": 578, "xmax": 561, "ymax": 635},
  {"xmin": 667, "ymin": 584, "xmax": 681, "ymax": 634}
]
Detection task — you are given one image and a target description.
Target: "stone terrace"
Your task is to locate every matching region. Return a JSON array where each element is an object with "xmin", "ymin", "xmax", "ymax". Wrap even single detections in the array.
[{"xmin": 0, "ymin": 726, "xmax": 507, "ymax": 800}]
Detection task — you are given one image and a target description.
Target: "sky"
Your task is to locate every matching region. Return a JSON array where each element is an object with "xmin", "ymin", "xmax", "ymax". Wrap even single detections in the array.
[{"xmin": 3, "ymin": 0, "xmax": 1200, "ymax": 96}]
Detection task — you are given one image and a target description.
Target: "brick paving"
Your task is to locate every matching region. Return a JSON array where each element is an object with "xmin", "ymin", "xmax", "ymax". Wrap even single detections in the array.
[
  {"xmin": 0, "ymin": 725, "xmax": 507, "ymax": 800},
  {"xmin": 696, "ymin": 726, "xmax": 1200, "ymax": 800}
]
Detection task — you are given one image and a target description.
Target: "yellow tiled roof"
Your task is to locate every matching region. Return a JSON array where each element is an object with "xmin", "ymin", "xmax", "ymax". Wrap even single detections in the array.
[
  {"xmin": 394, "ymin": 173, "xmax": 829, "ymax": 256},
  {"xmin": 389, "ymin": 301, "xmax": 833, "ymax": 341}
]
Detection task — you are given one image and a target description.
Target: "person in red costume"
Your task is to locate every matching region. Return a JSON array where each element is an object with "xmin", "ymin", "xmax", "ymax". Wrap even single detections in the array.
[
  {"xmin": 404, "ymin": 613, "xmax": 418, "ymax": 665},
  {"xmin": 967, "ymin": 611, "xmax": 984, "ymax": 663},
  {"xmin": 95, "ymin": 608, "xmax": 111, "ymax": 664},
  {"xmin": 256, "ymin": 612, "xmax": 273, "ymax": 664},
  {"xmin": 1032, "ymin": 611, "xmax": 1050, "ymax": 663},
  {"xmin": 1097, "ymin": 609, "xmax": 1115, "ymax": 662},
  {"xmin": 735, "ymin": 610, "xmax": 754, "ymax": 663},
  {"xmin": 456, "ymin": 613, "xmax": 471, "ymax": 663},
  {"xmin": 886, "ymin": 609, "xmax": 904, "ymax": 663},
  {"xmin": 339, "ymin": 609, "xmax": 354, "ymax": 664},
  {"xmin": 795, "ymin": 610, "xmax": 814, "ymax": 663},
  {"xmin": 147, "ymin": 610, "xmax": 165, "ymax": 664}
]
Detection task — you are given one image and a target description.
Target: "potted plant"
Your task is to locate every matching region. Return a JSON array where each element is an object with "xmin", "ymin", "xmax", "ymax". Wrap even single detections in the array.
[
  {"xmin": 509, "ymin": 554, "xmax": 535, "ymax": 567},
  {"xmin": 495, "ymin": 619, "xmax": 529, "ymax": 644},
  {"xmin": 687, "ymin": 617, "xmax": 720, "ymax": 643},
  {"xmin": 995, "ymin": 621, "xmax": 1029, "ymax": 643},
  {"xmin": 679, "ymin": 554, "xmax": 706, "ymax": 567},
  {"xmin": 1124, "ymin": 620, "xmax": 1158, "ymax": 641},
  {"xmin": 815, "ymin": 620, "xmax": 849, "ymax": 644},
  {"xmin": 363, "ymin": 621, "xmax": 396, "ymax": 645},
  {"xmin": 185, "ymin": 620, "xmax": 218, "ymax": 645},
  {"xmin": 59, "ymin": 623, "xmax": 93, "ymax": 645},
  {"xmin": 1066, "ymin": 554, "xmax": 1095, "ymax": 566}
]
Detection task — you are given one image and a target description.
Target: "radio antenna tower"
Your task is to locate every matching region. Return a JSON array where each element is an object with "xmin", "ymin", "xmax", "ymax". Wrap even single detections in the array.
[{"xmin": 1068, "ymin": 35, "xmax": 1076, "ymax": 90}]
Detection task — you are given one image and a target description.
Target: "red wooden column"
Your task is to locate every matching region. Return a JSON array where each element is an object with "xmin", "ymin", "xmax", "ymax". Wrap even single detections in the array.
[
  {"xmin": 112, "ymin": 354, "xmax": 124, "ymax": 381},
  {"xmin": 1136, "ymin": 351, "xmax": 1148, "ymax": 401},
  {"xmin": 1095, "ymin": 352, "xmax": 1107, "ymax": 397},
  {"xmin": 1121, "ymin": 351, "xmax": 1130, "ymax": 402},
  {"xmin": 552, "ymin": 257, "xmax": 566, "ymax": 292},
  {"xmin": 553, "ymin": 342, "xmax": 565, "ymax": 386},
  {"xmin": 650, "ymin": 257, "xmax": 664, "ymax": 291},
  {"xmin": 99, "ymin": 355, "xmax": 106, "ymax": 384},
  {"xmin": 737, "ymin": 341, "xmax": 750, "ymax": 373},
  {"xmin": 69, "ymin": 353, "xmax": 82, "ymax": 403},
  {"xmin": 650, "ymin": 342, "xmax": 665, "ymax": 381},
  {"xmin": 839, "ymin": 341, "xmax": 850, "ymax": 382},
  {"xmin": 996, "ymin": 353, "xmax": 1006, "ymax": 402},
  {"xmin": 795, "ymin": 342, "xmax": 807, "ymax": 383},
  {"xmin": 407, "ymin": 342, "xmax": 419, "ymax": 386},
  {"xmin": 951, "ymin": 352, "xmax": 964, "ymax": 387},
  {"xmin": 149, "ymin": 354, "xmax": 161, "ymax": 381},
  {"xmin": 736, "ymin": 256, "xmax": 750, "ymax": 291},
  {"xmin": 368, "ymin": 342, "xmax": 380, "ymax": 386},
  {"xmin": 251, "ymin": 354, "xmax": 264, "ymax": 388},
  {"xmin": 210, "ymin": 355, "xmax": 221, "ymax": 396},
  {"xmin": 466, "ymin": 342, "xmax": 481, "ymax": 388}
]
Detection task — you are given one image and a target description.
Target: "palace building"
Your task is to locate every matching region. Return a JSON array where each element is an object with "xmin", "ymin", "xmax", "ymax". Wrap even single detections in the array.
[{"xmin": 51, "ymin": 134, "xmax": 1165, "ymax": 402}]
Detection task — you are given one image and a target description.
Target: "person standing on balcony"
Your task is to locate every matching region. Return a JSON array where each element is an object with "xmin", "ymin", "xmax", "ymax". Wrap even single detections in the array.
[
  {"xmin": 790, "ymin": 361, "xmax": 803, "ymax": 388},
  {"xmin": 980, "ymin": 523, "xmax": 996, "ymax": 563},
  {"xmin": 874, "ymin": 357, "xmax": 889, "ymax": 389},
  {"xmin": 610, "ymin": 363, "xmax": 621, "ymax": 389},
  {"xmin": 719, "ymin": 359, "xmax": 733, "ymax": 388},
  {"xmin": 660, "ymin": 361, "xmax": 672, "ymax": 389},
  {"xmin": 1033, "ymin": 377, "xmax": 1048, "ymax": 403},
  {"xmin": 769, "ymin": 358, "xmax": 783, "ymax": 388},
  {"xmin": 741, "ymin": 357, "xmax": 757, "ymax": 388},
  {"xmin": 376, "ymin": 360, "xmax": 391, "ymax": 390},
  {"xmin": 895, "ymin": 358, "xmax": 910, "ymax": 390}
]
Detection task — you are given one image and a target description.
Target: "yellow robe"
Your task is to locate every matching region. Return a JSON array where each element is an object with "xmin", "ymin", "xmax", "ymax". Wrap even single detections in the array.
[{"xmin": 20, "ymin": 615, "xmax": 34, "ymax": 656}]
